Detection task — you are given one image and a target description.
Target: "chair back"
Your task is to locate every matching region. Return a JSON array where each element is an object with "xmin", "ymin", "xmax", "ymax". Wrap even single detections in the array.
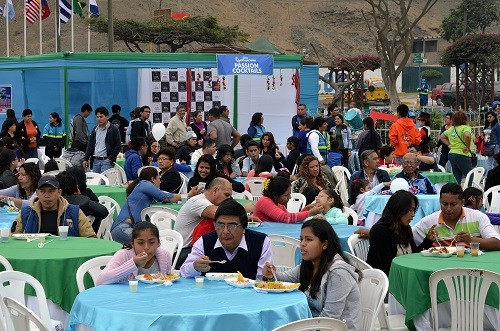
[
  {"xmin": 2, "ymin": 297, "xmax": 50, "ymax": 331},
  {"xmin": 242, "ymin": 178, "xmax": 266, "ymax": 200},
  {"xmin": 332, "ymin": 166, "xmax": 352, "ymax": 184},
  {"xmin": 231, "ymin": 190, "xmax": 254, "ymax": 200},
  {"xmin": 343, "ymin": 252, "xmax": 372, "ymax": 271},
  {"xmin": 102, "ymin": 168, "xmax": 124, "ymax": 186},
  {"xmin": 0, "ymin": 256, "xmax": 13, "ymax": 272},
  {"xmin": 86, "ymin": 172, "xmax": 110, "ymax": 185},
  {"xmin": 158, "ymin": 229, "xmax": 184, "ymax": 269},
  {"xmin": 150, "ymin": 210, "xmax": 178, "ymax": 231},
  {"xmin": 76, "ymin": 256, "xmax": 113, "ymax": 292},
  {"xmin": 268, "ymin": 235, "xmax": 301, "ymax": 271},
  {"xmin": 43, "ymin": 170, "xmax": 61, "ymax": 176},
  {"xmin": 24, "ymin": 158, "xmax": 39, "ymax": 164},
  {"xmin": 332, "ymin": 166, "xmax": 351, "ymax": 206},
  {"xmin": 437, "ymin": 164, "xmax": 446, "ymax": 172},
  {"xmin": 342, "ymin": 206, "xmax": 358, "ymax": 225},
  {"xmin": 462, "ymin": 167, "xmax": 485, "ymax": 190},
  {"xmin": 98, "ymin": 195, "xmax": 121, "ymax": 217},
  {"xmin": 141, "ymin": 206, "xmax": 169, "ymax": 223},
  {"xmin": 138, "ymin": 166, "xmax": 161, "ymax": 177},
  {"xmin": 484, "ymin": 185, "xmax": 500, "ymax": 213},
  {"xmin": 178, "ymin": 172, "xmax": 189, "ymax": 194},
  {"xmin": 113, "ymin": 163, "xmax": 128, "ymax": 185},
  {"xmin": 286, "ymin": 193, "xmax": 306, "ymax": 213},
  {"xmin": 271, "ymin": 317, "xmax": 348, "ymax": 331},
  {"xmin": 359, "ymin": 269, "xmax": 388, "ymax": 331},
  {"xmin": 53, "ymin": 157, "xmax": 72, "ymax": 171},
  {"xmin": 347, "ymin": 234, "xmax": 370, "ymax": 262},
  {"xmin": 429, "ymin": 268, "xmax": 500, "ymax": 331}
]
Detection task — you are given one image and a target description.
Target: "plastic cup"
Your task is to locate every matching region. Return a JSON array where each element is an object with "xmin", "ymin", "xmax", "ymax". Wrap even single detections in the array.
[
  {"xmin": 129, "ymin": 280, "xmax": 138, "ymax": 293},
  {"xmin": 1, "ymin": 228, "xmax": 9, "ymax": 243},
  {"xmin": 181, "ymin": 194, "xmax": 188, "ymax": 204},
  {"xmin": 456, "ymin": 243, "xmax": 465, "ymax": 258},
  {"xmin": 195, "ymin": 276, "xmax": 204, "ymax": 289},
  {"xmin": 470, "ymin": 242, "xmax": 480, "ymax": 257},
  {"xmin": 58, "ymin": 226, "xmax": 69, "ymax": 240}
]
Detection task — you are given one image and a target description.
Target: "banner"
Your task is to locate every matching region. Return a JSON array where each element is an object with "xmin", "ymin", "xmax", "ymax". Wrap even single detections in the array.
[
  {"xmin": 217, "ymin": 54, "xmax": 273, "ymax": 75},
  {"xmin": 0, "ymin": 85, "xmax": 12, "ymax": 113}
]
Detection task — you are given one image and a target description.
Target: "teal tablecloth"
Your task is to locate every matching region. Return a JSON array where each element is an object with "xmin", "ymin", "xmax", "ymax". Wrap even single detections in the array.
[
  {"xmin": 0, "ymin": 208, "xmax": 18, "ymax": 229},
  {"xmin": 67, "ymin": 278, "xmax": 312, "ymax": 331}
]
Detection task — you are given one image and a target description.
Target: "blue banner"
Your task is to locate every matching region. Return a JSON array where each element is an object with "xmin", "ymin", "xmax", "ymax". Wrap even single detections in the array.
[{"xmin": 217, "ymin": 54, "xmax": 274, "ymax": 75}]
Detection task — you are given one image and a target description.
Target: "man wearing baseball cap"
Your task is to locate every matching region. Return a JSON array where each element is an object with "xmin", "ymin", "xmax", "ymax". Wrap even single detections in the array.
[{"xmin": 13, "ymin": 175, "xmax": 96, "ymax": 237}]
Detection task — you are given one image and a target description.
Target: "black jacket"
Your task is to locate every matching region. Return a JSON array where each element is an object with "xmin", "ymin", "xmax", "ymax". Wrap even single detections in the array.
[
  {"xmin": 16, "ymin": 120, "xmax": 41, "ymax": 153},
  {"xmin": 84, "ymin": 124, "xmax": 121, "ymax": 163}
]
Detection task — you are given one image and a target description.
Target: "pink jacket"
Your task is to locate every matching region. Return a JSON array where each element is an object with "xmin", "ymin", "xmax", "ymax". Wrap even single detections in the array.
[
  {"xmin": 253, "ymin": 196, "xmax": 309, "ymax": 223},
  {"xmin": 96, "ymin": 247, "xmax": 172, "ymax": 285}
]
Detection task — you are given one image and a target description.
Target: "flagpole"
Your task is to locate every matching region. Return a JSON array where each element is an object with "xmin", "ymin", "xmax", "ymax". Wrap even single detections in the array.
[
  {"xmin": 24, "ymin": 0, "xmax": 27, "ymax": 55},
  {"xmin": 71, "ymin": 0, "xmax": 74, "ymax": 52},
  {"xmin": 87, "ymin": 8, "xmax": 90, "ymax": 52},
  {"xmin": 39, "ymin": 0, "xmax": 42, "ymax": 54},
  {"xmin": 5, "ymin": 1, "xmax": 9, "ymax": 56},
  {"xmin": 55, "ymin": 0, "xmax": 58, "ymax": 52}
]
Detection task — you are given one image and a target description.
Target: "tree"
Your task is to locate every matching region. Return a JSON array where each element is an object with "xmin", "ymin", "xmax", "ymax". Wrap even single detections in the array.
[
  {"xmin": 420, "ymin": 69, "xmax": 443, "ymax": 88},
  {"xmin": 88, "ymin": 16, "xmax": 249, "ymax": 52},
  {"xmin": 441, "ymin": 0, "xmax": 499, "ymax": 42},
  {"xmin": 361, "ymin": 0, "xmax": 438, "ymax": 111}
]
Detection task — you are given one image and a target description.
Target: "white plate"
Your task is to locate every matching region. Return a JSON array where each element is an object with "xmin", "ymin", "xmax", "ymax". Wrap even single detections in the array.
[
  {"xmin": 12, "ymin": 233, "xmax": 50, "ymax": 240},
  {"xmin": 247, "ymin": 222, "xmax": 261, "ymax": 228},
  {"xmin": 421, "ymin": 250, "xmax": 452, "ymax": 258},
  {"xmin": 135, "ymin": 274, "xmax": 180, "ymax": 284},
  {"xmin": 224, "ymin": 277, "xmax": 256, "ymax": 288},
  {"xmin": 253, "ymin": 281, "xmax": 300, "ymax": 293},
  {"xmin": 205, "ymin": 272, "xmax": 238, "ymax": 281}
]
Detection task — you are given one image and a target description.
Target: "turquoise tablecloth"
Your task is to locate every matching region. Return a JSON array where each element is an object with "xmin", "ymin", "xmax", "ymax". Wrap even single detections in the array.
[
  {"xmin": 67, "ymin": 278, "xmax": 312, "ymax": 331},
  {"xmin": 0, "ymin": 208, "xmax": 18, "ymax": 229}
]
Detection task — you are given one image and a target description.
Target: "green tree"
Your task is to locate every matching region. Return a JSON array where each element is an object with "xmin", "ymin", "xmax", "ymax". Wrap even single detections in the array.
[
  {"xmin": 421, "ymin": 69, "xmax": 443, "ymax": 88},
  {"xmin": 441, "ymin": 0, "xmax": 500, "ymax": 41},
  {"xmin": 88, "ymin": 16, "xmax": 249, "ymax": 52}
]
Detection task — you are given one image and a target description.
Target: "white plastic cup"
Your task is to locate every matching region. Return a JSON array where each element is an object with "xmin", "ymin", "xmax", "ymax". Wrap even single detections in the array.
[
  {"xmin": 58, "ymin": 226, "xmax": 69, "ymax": 240},
  {"xmin": 181, "ymin": 194, "xmax": 188, "ymax": 204},
  {"xmin": 1, "ymin": 228, "xmax": 9, "ymax": 243},
  {"xmin": 129, "ymin": 280, "xmax": 138, "ymax": 293},
  {"xmin": 195, "ymin": 276, "xmax": 204, "ymax": 289}
]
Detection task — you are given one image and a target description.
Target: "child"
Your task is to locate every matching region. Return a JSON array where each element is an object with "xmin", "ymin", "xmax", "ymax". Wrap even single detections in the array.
[
  {"xmin": 96, "ymin": 222, "xmax": 172, "ymax": 285},
  {"xmin": 327, "ymin": 140, "xmax": 343, "ymax": 168},
  {"xmin": 306, "ymin": 189, "xmax": 348, "ymax": 225},
  {"xmin": 263, "ymin": 218, "xmax": 361, "ymax": 330},
  {"xmin": 350, "ymin": 179, "xmax": 389, "ymax": 225}
]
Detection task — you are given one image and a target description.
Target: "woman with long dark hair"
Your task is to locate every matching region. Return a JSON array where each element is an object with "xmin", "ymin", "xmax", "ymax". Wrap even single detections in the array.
[
  {"xmin": 215, "ymin": 144, "xmax": 240, "ymax": 178},
  {"xmin": 187, "ymin": 154, "xmax": 244, "ymax": 192},
  {"xmin": 330, "ymin": 114, "xmax": 352, "ymax": 168},
  {"xmin": 356, "ymin": 117, "xmax": 381, "ymax": 156},
  {"xmin": 259, "ymin": 132, "xmax": 284, "ymax": 172},
  {"xmin": 189, "ymin": 110, "xmax": 207, "ymax": 142},
  {"xmin": 0, "ymin": 149, "xmax": 18, "ymax": 189},
  {"xmin": 366, "ymin": 190, "xmax": 433, "ymax": 276},
  {"xmin": 263, "ymin": 218, "xmax": 361, "ymax": 330},
  {"xmin": 482, "ymin": 111, "xmax": 500, "ymax": 174},
  {"xmin": 247, "ymin": 112, "xmax": 266, "ymax": 141},
  {"xmin": 293, "ymin": 155, "xmax": 334, "ymax": 204},
  {"xmin": 16, "ymin": 109, "xmax": 41, "ymax": 159},
  {"xmin": 0, "ymin": 162, "xmax": 41, "ymax": 208},
  {"xmin": 43, "ymin": 112, "xmax": 66, "ymax": 158}
]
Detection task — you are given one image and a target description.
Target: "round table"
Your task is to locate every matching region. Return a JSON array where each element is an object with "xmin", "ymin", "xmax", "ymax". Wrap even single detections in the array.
[
  {"xmin": 88, "ymin": 185, "xmax": 127, "ymax": 207},
  {"xmin": 0, "ymin": 237, "xmax": 121, "ymax": 312},
  {"xmin": 389, "ymin": 252, "xmax": 500, "ymax": 330},
  {"xmin": 67, "ymin": 278, "xmax": 312, "ymax": 331},
  {"xmin": 383, "ymin": 169, "xmax": 457, "ymax": 184}
]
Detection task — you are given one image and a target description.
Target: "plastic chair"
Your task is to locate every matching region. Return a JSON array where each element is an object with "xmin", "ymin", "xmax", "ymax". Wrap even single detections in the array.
[
  {"xmin": 374, "ymin": 304, "xmax": 408, "ymax": 331},
  {"xmin": 0, "ymin": 255, "xmax": 13, "ymax": 271},
  {"xmin": 343, "ymin": 252, "xmax": 372, "ymax": 271},
  {"xmin": 137, "ymin": 166, "xmax": 161, "ymax": 177},
  {"xmin": 484, "ymin": 185, "xmax": 500, "ymax": 213},
  {"xmin": 343, "ymin": 206, "xmax": 358, "ymax": 225},
  {"xmin": 332, "ymin": 166, "xmax": 352, "ymax": 184},
  {"xmin": 231, "ymin": 190, "xmax": 254, "ymax": 200},
  {"xmin": 272, "ymin": 317, "xmax": 348, "ymax": 331},
  {"xmin": 286, "ymin": 192, "xmax": 306, "ymax": 213},
  {"xmin": 332, "ymin": 166, "xmax": 351, "ymax": 206},
  {"xmin": 158, "ymin": 229, "xmax": 184, "ymax": 270},
  {"xmin": 462, "ymin": 167, "xmax": 485, "ymax": 191},
  {"xmin": 86, "ymin": 172, "xmax": 110, "ymax": 185},
  {"xmin": 437, "ymin": 164, "xmax": 446, "ymax": 172},
  {"xmin": 24, "ymin": 158, "xmax": 39, "ymax": 164},
  {"xmin": 0, "ymin": 271, "xmax": 63, "ymax": 331},
  {"xmin": 40, "ymin": 154, "xmax": 50, "ymax": 165},
  {"xmin": 98, "ymin": 196, "xmax": 121, "ymax": 218},
  {"xmin": 268, "ymin": 235, "xmax": 301, "ymax": 271},
  {"xmin": 429, "ymin": 268, "xmax": 500, "ymax": 331},
  {"xmin": 242, "ymin": 178, "xmax": 266, "ymax": 200},
  {"xmin": 150, "ymin": 210, "xmax": 178, "ymax": 231},
  {"xmin": 53, "ymin": 157, "xmax": 72, "ymax": 171},
  {"xmin": 42, "ymin": 170, "xmax": 61, "ymax": 176},
  {"xmin": 2, "ymin": 297, "xmax": 50, "ymax": 331},
  {"xmin": 178, "ymin": 172, "xmax": 189, "ymax": 194},
  {"xmin": 96, "ymin": 206, "xmax": 115, "ymax": 240},
  {"xmin": 347, "ymin": 234, "xmax": 370, "ymax": 262},
  {"xmin": 76, "ymin": 256, "xmax": 113, "ymax": 292},
  {"xmin": 141, "ymin": 206, "xmax": 169, "ymax": 223},
  {"xmin": 434, "ymin": 182, "xmax": 447, "ymax": 195},
  {"xmin": 113, "ymin": 163, "xmax": 128, "ymax": 185},
  {"xmin": 102, "ymin": 168, "xmax": 125, "ymax": 186},
  {"xmin": 359, "ymin": 269, "xmax": 389, "ymax": 331}
]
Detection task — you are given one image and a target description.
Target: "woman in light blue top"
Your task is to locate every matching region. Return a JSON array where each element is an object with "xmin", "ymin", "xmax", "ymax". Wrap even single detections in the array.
[{"xmin": 111, "ymin": 166, "xmax": 198, "ymax": 244}]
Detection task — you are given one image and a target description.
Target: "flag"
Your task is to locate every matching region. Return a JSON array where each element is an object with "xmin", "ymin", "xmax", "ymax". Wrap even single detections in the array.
[
  {"xmin": 25, "ymin": 0, "xmax": 40, "ymax": 24},
  {"xmin": 40, "ymin": 0, "xmax": 50, "ymax": 20},
  {"xmin": 73, "ymin": 0, "xmax": 83, "ymax": 17},
  {"xmin": 171, "ymin": 12, "xmax": 190, "ymax": 20},
  {"xmin": 2, "ymin": 0, "xmax": 15, "ymax": 21},
  {"xmin": 89, "ymin": 0, "xmax": 98, "ymax": 17},
  {"xmin": 59, "ymin": 0, "xmax": 71, "ymax": 23}
]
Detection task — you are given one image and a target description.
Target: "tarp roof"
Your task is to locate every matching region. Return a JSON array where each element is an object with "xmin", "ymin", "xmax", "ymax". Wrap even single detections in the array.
[{"xmin": 244, "ymin": 36, "xmax": 282, "ymax": 54}]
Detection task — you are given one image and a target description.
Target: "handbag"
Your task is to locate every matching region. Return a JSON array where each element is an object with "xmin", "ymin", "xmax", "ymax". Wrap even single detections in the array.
[
  {"xmin": 454, "ymin": 127, "xmax": 477, "ymax": 166},
  {"xmin": 485, "ymin": 145, "xmax": 495, "ymax": 157}
]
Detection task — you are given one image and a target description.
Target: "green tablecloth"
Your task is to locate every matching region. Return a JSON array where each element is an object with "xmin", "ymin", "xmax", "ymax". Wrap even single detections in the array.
[
  {"xmin": 0, "ymin": 237, "xmax": 121, "ymax": 312},
  {"xmin": 115, "ymin": 158, "xmax": 125, "ymax": 168},
  {"xmin": 389, "ymin": 252, "xmax": 500, "ymax": 330},
  {"xmin": 421, "ymin": 171, "xmax": 457, "ymax": 184},
  {"xmin": 89, "ymin": 184, "xmax": 127, "ymax": 207},
  {"xmin": 152, "ymin": 198, "xmax": 253, "ymax": 212}
]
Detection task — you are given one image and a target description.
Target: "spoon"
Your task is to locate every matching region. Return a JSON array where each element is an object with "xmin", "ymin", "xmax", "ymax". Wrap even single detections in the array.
[
  {"xmin": 209, "ymin": 260, "xmax": 227, "ymax": 264},
  {"xmin": 27, "ymin": 237, "xmax": 40, "ymax": 243},
  {"xmin": 38, "ymin": 239, "xmax": 55, "ymax": 248}
]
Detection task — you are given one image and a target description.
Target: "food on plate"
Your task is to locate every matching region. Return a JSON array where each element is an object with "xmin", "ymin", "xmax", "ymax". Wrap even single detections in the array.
[
  {"xmin": 236, "ymin": 271, "xmax": 245, "ymax": 282},
  {"xmin": 427, "ymin": 247, "xmax": 449, "ymax": 254},
  {"xmin": 143, "ymin": 273, "xmax": 180, "ymax": 281},
  {"xmin": 256, "ymin": 281, "xmax": 300, "ymax": 290},
  {"xmin": 6, "ymin": 206, "xmax": 19, "ymax": 213}
]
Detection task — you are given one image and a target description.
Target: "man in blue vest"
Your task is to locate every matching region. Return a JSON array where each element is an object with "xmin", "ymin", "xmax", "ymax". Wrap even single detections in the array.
[
  {"xmin": 13, "ymin": 175, "xmax": 96, "ymax": 237},
  {"xmin": 180, "ymin": 199, "xmax": 273, "ymax": 279}
]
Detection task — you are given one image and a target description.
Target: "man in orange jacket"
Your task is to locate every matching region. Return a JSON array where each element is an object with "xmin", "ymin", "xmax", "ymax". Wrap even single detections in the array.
[{"xmin": 388, "ymin": 104, "xmax": 421, "ymax": 163}]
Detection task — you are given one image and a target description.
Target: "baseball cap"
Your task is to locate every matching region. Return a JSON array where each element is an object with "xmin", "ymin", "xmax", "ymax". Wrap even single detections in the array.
[
  {"xmin": 185, "ymin": 131, "xmax": 197, "ymax": 141},
  {"xmin": 38, "ymin": 175, "xmax": 60, "ymax": 189}
]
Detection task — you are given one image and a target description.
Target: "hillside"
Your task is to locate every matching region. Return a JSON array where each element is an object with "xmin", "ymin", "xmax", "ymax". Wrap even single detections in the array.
[{"xmin": 0, "ymin": 0, "xmax": 480, "ymax": 59}]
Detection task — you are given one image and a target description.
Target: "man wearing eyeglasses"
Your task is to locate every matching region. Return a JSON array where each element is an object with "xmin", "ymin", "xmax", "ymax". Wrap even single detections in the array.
[
  {"xmin": 180, "ymin": 199, "xmax": 273, "ymax": 279},
  {"xmin": 394, "ymin": 152, "xmax": 436, "ymax": 195},
  {"xmin": 130, "ymin": 105, "xmax": 152, "ymax": 141}
]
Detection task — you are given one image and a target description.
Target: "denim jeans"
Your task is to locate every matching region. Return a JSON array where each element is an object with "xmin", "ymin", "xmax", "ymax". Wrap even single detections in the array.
[
  {"xmin": 448, "ymin": 153, "xmax": 472, "ymax": 184},
  {"xmin": 110, "ymin": 222, "xmax": 133, "ymax": 245},
  {"xmin": 27, "ymin": 148, "xmax": 38, "ymax": 159},
  {"xmin": 93, "ymin": 159, "xmax": 114, "ymax": 173}
]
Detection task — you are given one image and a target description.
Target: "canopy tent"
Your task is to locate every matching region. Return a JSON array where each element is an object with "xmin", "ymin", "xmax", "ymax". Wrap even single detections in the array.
[{"xmin": 0, "ymin": 51, "xmax": 318, "ymax": 145}]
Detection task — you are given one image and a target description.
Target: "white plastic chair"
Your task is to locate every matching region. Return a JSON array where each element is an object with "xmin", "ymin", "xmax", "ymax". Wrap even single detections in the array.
[
  {"xmin": 332, "ymin": 166, "xmax": 352, "ymax": 184},
  {"xmin": 434, "ymin": 182, "xmax": 447, "ymax": 195},
  {"xmin": 286, "ymin": 192, "xmax": 306, "ymax": 213},
  {"xmin": 0, "ymin": 255, "xmax": 13, "ymax": 271},
  {"xmin": 75, "ymin": 256, "xmax": 113, "ymax": 292},
  {"xmin": 141, "ymin": 206, "xmax": 169, "ymax": 223},
  {"xmin": 374, "ymin": 304, "xmax": 408, "ymax": 331},
  {"xmin": 462, "ymin": 167, "xmax": 485, "ymax": 191},
  {"xmin": 98, "ymin": 196, "xmax": 121, "ymax": 218},
  {"xmin": 343, "ymin": 251, "xmax": 372, "ymax": 271},
  {"xmin": 42, "ymin": 170, "xmax": 60, "ymax": 176},
  {"xmin": 113, "ymin": 163, "xmax": 128, "ymax": 185},
  {"xmin": 332, "ymin": 166, "xmax": 351, "ymax": 206},
  {"xmin": 268, "ymin": 234, "xmax": 301, "ymax": 272},
  {"xmin": 24, "ymin": 158, "xmax": 39, "ymax": 164},
  {"xmin": 137, "ymin": 166, "xmax": 161, "ymax": 177},
  {"xmin": 86, "ymin": 172, "xmax": 110, "ymax": 185},
  {"xmin": 242, "ymin": 177, "xmax": 266, "ymax": 201},
  {"xmin": 102, "ymin": 168, "xmax": 125, "ymax": 186},
  {"xmin": 158, "ymin": 229, "xmax": 184, "ymax": 270},
  {"xmin": 272, "ymin": 317, "xmax": 348, "ymax": 331},
  {"xmin": 343, "ymin": 206, "xmax": 358, "ymax": 225},
  {"xmin": 150, "ymin": 210, "xmax": 178, "ymax": 231},
  {"xmin": 2, "ymin": 297, "xmax": 50, "ymax": 331},
  {"xmin": 347, "ymin": 234, "xmax": 370, "ymax": 262},
  {"xmin": 359, "ymin": 269, "xmax": 389, "ymax": 331},
  {"xmin": 429, "ymin": 268, "xmax": 500, "ymax": 331},
  {"xmin": 178, "ymin": 172, "xmax": 189, "ymax": 194},
  {"xmin": 484, "ymin": 185, "xmax": 500, "ymax": 213},
  {"xmin": 40, "ymin": 154, "xmax": 50, "ymax": 165},
  {"xmin": 53, "ymin": 157, "xmax": 72, "ymax": 171},
  {"xmin": 96, "ymin": 206, "xmax": 115, "ymax": 240},
  {"xmin": 437, "ymin": 164, "xmax": 446, "ymax": 172},
  {"xmin": 0, "ymin": 270, "xmax": 63, "ymax": 331},
  {"xmin": 231, "ymin": 190, "xmax": 254, "ymax": 200}
]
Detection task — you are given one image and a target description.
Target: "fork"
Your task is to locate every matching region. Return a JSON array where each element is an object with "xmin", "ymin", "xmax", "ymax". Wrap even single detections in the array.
[{"xmin": 209, "ymin": 260, "xmax": 227, "ymax": 264}]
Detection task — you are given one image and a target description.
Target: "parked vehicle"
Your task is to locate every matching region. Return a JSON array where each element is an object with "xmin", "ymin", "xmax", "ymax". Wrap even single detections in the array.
[{"xmin": 364, "ymin": 78, "xmax": 389, "ymax": 104}]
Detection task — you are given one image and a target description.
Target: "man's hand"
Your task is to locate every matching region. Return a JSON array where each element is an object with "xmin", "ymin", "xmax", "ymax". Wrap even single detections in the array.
[
  {"xmin": 455, "ymin": 231, "xmax": 472, "ymax": 244},
  {"xmin": 262, "ymin": 262, "xmax": 276, "ymax": 279},
  {"xmin": 193, "ymin": 255, "xmax": 211, "ymax": 273},
  {"xmin": 355, "ymin": 228, "xmax": 370, "ymax": 239},
  {"xmin": 82, "ymin": 161, "xmax": 89, "ymax": 169},
  {"xmin": 426, "ymin": 224, "xmax": 437, "ymax": 241}
]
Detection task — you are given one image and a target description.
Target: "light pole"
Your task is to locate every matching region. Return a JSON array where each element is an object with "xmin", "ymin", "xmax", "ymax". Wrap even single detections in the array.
[{"xmin": 108, "ymin": 0, "xmax": 114, "ymax": 51}]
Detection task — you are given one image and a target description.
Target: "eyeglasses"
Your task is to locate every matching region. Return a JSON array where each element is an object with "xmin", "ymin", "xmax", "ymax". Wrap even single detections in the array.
[
  {"xmin": 215, "ymin": 222, "xmax": 241, "ymax": 230},
  {"xmin": 402, "ymin": 161, "xmax": 417, "ymax": 165},
  {"xmin": 157, "ymin": 157, "xmax": 170, "ymax": 161}
]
